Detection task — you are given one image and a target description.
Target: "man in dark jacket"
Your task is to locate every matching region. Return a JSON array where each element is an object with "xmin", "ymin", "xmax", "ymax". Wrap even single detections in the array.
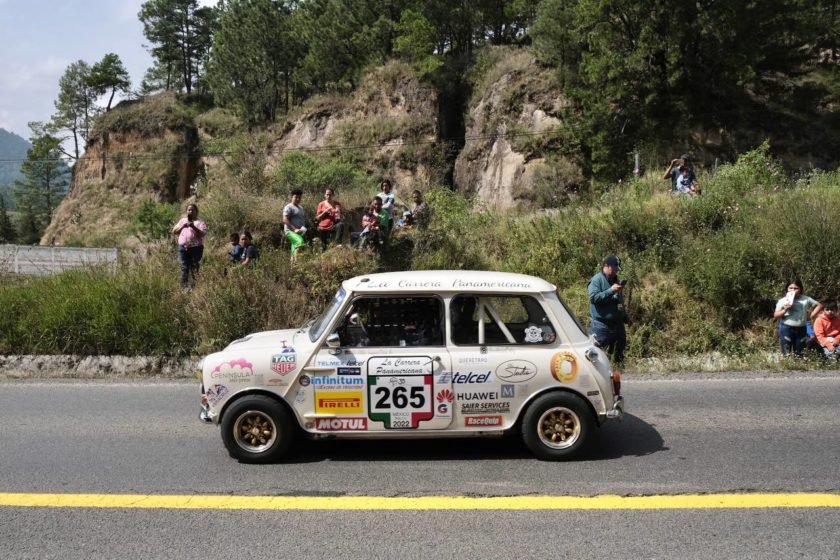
[{"xmin": 588, "ymin": 255, "xmax": 626, "ymax": 368}]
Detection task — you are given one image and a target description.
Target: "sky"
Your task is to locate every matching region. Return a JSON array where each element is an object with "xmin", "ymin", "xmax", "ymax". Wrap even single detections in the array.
[{"xmin": 0, "ymin": 0, "xmax": 217, "ymax": 142}]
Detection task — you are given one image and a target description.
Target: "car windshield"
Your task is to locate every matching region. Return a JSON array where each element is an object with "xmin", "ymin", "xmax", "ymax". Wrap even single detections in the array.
[{"xmin": 309, "ymin": 287, "xmax": 347, "ymax": 342}]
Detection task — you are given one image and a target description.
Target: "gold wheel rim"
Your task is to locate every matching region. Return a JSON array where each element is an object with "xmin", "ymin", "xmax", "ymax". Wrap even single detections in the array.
[
  {"xmin": 233, "ymin": 410, "xmax": 277, "ymax": 453},
  {"xmin": 536, "ymin": 406, "xmax": 581, "ymax": 450}
]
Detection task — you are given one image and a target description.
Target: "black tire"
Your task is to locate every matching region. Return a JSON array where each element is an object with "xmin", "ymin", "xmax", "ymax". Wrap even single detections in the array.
[
  {"xmin": 220, "ymin": 395, "xmax": 295, "ymax": 463},
  {"xmin": 521, "ymin": 392, "xmax": 592, "ymax": 461}
]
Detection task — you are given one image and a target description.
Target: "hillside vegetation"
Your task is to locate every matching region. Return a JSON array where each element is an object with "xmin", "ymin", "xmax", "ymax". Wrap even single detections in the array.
[
  {"xmin": 5, "ymin": 0, "xmax": 840, "ymax": 370},
  {"xmin": 4, "ymin": 141, "xmax": 840, "ymax": 371}
]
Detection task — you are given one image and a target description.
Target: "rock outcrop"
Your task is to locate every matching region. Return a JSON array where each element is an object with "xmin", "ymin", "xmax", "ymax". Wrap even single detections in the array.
[
  {"xmin": 454, "ymin": 48, "xmax": 583, "ymax": 209},
  {"xmin": 41, "ymin": 94, "xmax": 202, "ymax": 247},
  {"xmin": 265, "ymin": 62, "xmax": 442, "ymax": 191}
]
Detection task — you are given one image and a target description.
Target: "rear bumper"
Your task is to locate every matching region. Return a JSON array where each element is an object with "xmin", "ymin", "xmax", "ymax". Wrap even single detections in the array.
[{"xmin": 605, "ymin": 395, "xmax": 625, "ymax": 420}]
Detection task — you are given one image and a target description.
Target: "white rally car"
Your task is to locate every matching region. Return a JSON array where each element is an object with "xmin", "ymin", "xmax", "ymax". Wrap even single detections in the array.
[{"xmin": 199, "ymin": 270, "xmax": 624, "ymax": 462}]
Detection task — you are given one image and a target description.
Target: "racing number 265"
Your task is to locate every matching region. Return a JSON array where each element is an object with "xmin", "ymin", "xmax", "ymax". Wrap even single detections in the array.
[{"xmin": 373, "ymin": 386, "xmax": 426, "ymax": 409}]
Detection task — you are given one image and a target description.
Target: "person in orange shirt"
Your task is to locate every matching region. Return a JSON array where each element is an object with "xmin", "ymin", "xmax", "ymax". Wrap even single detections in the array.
[
  {"xmin": 813, "ymin": 300, "xmax": 840, "ymax": 357},
  {"xmin": 315, "ymin": 188, "xmax": 345, "ymax": 249}
]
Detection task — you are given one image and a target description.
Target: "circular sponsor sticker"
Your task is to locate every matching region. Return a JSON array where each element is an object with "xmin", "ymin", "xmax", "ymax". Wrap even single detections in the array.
[
  {"xmin": 550, "ymin": 351, "xmax": 578, "ymax": 383},
  {"xmin": 299, "ymin": 375, "xmax": 311, "ymax": 387}
]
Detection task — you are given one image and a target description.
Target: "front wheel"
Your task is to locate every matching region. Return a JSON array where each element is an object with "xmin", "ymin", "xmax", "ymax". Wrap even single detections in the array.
[
  {"xmin": 221, "ymin": 395, "xmax": 295, "ymax": 463},
  {"xmin": 521, "ymin": 392, "xmax": 592, "ymax": 461}
]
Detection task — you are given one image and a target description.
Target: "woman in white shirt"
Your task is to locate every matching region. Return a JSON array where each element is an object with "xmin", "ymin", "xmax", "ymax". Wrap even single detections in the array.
[{"xmin": 773, "ymin": 278, "xmax": 822, "ymax": 356}]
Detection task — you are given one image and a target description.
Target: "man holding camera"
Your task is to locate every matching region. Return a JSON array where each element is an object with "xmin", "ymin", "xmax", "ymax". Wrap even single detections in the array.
[{"xmin": 588, "ymin": 255, "xmax": 627, "ymax": 369}]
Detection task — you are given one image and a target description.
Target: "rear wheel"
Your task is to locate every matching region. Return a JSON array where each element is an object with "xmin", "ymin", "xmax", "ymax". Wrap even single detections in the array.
[
  {"xmin": 521, "ymin": 392, "xmax": 592, "ymax": 461},
  {"xmin": 221, "ymin": 395, "xmax": 295, "ymax": 463}
]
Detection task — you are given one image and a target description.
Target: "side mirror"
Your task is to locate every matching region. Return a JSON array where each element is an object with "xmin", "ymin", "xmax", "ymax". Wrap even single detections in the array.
[{"xmin": 326, "ymin": 332, "xmax": 341, "ymax": 348}]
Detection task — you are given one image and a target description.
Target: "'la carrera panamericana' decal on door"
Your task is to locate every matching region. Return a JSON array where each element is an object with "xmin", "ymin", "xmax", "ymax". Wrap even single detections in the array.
[{"xmin": 367, "ymin": 356, "xmax": 435, "ymax": 429}]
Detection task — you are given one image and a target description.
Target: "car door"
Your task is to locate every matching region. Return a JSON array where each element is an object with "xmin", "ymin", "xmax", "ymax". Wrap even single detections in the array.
[
  {"xmin": 448, "ymin": 294, "xmax": 559, "ymax": 430},
  {"xmin": 309, "ymin": 294, "xmax": 454, "ymax": 432}
]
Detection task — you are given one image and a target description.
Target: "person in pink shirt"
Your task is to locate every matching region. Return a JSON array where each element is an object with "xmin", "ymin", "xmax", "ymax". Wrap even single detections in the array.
[
  {"xmin": 171, "ymin": 203, "xmax": 208, "ymax": 288},
  {"xmin": 813, "ymin": 300, "xmax": 840, "ymax": 358}
]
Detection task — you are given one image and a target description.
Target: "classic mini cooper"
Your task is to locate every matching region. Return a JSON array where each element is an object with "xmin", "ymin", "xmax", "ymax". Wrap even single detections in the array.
[{"xmin": 198, "ymin": 270, "xmax": 624, "ymax": 462}]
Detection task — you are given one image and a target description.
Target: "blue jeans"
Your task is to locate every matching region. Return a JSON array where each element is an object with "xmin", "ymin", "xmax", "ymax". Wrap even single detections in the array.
[
  {"xmin": 779, "ymin": 323, "xmax": 806, "ymax": 356},
  {"xmin": 178, "ymin": 245, "xmax": 204, "ymax": 288},
  {"xmin": 591, "ymin": 319, "xmax": 626, "ymax": 366}
]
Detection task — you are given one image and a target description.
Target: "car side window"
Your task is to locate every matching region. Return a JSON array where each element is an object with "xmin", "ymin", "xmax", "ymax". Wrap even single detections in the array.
[
  {"xmin": 450, "ymin": 295, "xmax": 557, "ymax": 345},
  {"xmin": 335, "ymin": 296, "xmax": 444, "ymax": 347}
]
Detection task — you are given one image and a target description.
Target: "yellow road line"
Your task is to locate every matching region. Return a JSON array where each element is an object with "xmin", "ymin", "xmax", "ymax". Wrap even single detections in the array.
[{"xmin": 1, "ymin": 493, "xmax": 839, "ymax": 510}]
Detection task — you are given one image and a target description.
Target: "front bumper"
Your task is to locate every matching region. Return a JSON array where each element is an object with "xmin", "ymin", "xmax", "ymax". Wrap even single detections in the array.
[{"xmin": 605, "ymin": 394, "xmax": 625, "ymax": 420}]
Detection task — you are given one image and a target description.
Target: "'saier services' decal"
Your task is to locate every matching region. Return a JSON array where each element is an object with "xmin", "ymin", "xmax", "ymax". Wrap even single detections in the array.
[{"xmin": 550, "ymin": 351, "xmax": 578, "ymax": 383}]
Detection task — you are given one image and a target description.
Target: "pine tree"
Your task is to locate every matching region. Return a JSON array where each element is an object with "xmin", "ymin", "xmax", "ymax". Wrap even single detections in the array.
[
  {"xmin": 139, "ymin": 0, "xmax": 217, "ymax": 94},
  {"xmin": 12, "ymin": 126, "xmax": 69, "ymax": 243},
  {"xmin": 87, "ymin": 53, "xmax": 131, "ymax": 111},
  {"xmin": 0, "ymin": 194, "xmax": 16, "ymax": 243},
  {"xmin": 208, "ymin": 0, "xmax": 298, "ymax": 124},
  {"xmin": 51, "ymin": 61, "xmax": 97, "ymax": 162}
]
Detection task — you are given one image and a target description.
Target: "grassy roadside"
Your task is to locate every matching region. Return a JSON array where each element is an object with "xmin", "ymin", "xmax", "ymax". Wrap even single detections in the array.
[{"xmin": 3, "ymin": 145, "xmax": 840, "ymax": 371}]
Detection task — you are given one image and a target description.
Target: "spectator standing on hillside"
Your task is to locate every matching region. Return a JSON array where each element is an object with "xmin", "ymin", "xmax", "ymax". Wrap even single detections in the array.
[
  {"xmin": 315, "ymin": 188, "xmax": 345, "ymax": 249},
  {"xmin": 283, "ymin": 189, "xmax": 307, "ymax": 262},
  {"xmin": 236, "ymin": 231, "xmax": 259, "ymax": 266},
  {"xmin": 377, "ymin": 179, "xmax": 397, "ymax": 231},
  {"xmin": 410, "ymin": 189, "xmax": 430, "ymax": 229},
  {"xmin": 773, "ymin": 278, "xmax": 822, "ymax": 356},
  {"xmin": 813, "ymin": 300, "xmax": 840, "ymax": 358},
  {"xmin": 172, "ymin": 203, "xmax": 208, "ymax": 289},
  {"xmin": 588, "ymin": 255, "xmax": 626, "ymax": 372},
  {"xmin": 663, "ymin": 154, "xmax": 700, "ymax": 195}
]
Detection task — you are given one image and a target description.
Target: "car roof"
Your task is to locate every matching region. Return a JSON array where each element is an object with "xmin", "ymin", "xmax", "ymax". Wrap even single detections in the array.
[{"xmin": 342, "ymin": 270, "xmax": 557, "ymax": 295}]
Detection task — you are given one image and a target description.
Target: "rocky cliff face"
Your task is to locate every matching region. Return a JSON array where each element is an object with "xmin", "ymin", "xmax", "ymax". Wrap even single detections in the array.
[
  {"xmin": 43, "ymin": 56, "xmax": 570, "ymax": 246},
  {"xmin": 265, "ymin": 62, "xmax": 442, "ymax": 191},
  {"xmin": 454, "ymin": 48, "xmax": 582, "ymax": 210},
  {"xmin": 41, "ymin": 94, "xmax": 202, "ymax": 247}
]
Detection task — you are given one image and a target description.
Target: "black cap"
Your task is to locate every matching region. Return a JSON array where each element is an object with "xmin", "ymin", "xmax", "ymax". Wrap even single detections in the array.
[{"xmin": 603, "ymin": 255, "xmax": 622, "ymax": 271}]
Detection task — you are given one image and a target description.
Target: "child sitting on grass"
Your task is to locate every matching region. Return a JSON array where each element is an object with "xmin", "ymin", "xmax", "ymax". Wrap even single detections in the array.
[{"xmin": 813, "ymin": 299, "xmax": 840, "ymax": 358}]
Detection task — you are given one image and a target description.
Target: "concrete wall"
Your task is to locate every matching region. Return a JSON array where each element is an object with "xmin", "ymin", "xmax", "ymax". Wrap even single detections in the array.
[{"xmin": 0, "ymin": 245, "xmax": 119, "ymax": 276}]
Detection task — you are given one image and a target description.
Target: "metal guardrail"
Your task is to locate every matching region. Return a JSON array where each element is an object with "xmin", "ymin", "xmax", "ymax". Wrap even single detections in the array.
[{"xmin": 0, "ymin": 245, "xmax": 119, "ymax": 276}]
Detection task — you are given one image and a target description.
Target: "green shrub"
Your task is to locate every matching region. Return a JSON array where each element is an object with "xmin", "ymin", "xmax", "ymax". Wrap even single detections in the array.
[
  {"xmin": 678, "ymin": 230, "xmax": 778, "ymax": 329},
  {"xmin": 133, "ymin": 201, "xmax": 179, "ymax": 241},
  {"xmin": 273, "ymin": 151, "xmax": 372, "ymax": 199}
]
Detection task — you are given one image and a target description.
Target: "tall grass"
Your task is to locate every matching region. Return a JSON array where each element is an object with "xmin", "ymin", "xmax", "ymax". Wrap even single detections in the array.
[{"xmin": 3, "ymin": 144, "xmax": 839, "ymax": 367}]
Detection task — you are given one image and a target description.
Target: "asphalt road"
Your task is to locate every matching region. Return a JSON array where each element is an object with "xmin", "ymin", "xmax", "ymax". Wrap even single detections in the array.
[{"xmin": 1, "ymin": 374, "xmax": 839, "ymax": 559}]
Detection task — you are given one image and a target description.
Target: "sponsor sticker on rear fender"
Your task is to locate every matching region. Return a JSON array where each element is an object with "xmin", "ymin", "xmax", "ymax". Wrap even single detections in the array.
[{"xmin": 495, "ymin": 360, "xmax": 537, "ymax": 383}]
